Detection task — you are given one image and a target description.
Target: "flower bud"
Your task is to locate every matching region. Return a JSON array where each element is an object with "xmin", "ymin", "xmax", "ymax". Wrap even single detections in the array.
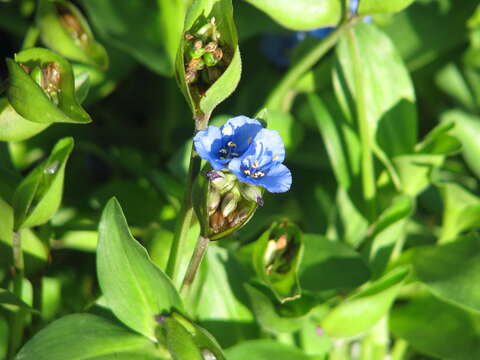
[
  {"xmin": 189, "ymin": 40, "xmax": 206, "ymax": 59},
  {"xmin": 220, "ymin": 188, "xmax": 240, "ymax": 218},
  {"xmin": 239, "ymin": 183, "xmax": 264, "ymax": 206},
  {"xmin": 207, "ymin": 189, "xmax": 221, "ymax": 216},
  {"xmin": 253, "ymin": 220, "xmax": 303, "ymax": 303},
  {"xmin": 193, "ymin": 167, "xmax": 259, "ymax": 241},
  {"xmin": 204, "ymin": 52, "xmax": 219, "ymax": 67},
  {"xmin": 206, "ymin": 171, "xmax": 236, "ymax": 194}
]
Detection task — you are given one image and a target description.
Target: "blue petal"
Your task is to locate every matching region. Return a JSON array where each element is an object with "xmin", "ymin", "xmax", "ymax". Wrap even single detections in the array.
[
  {"xmin": 252, "ymin": 129, "xmax": 286, "ymax": 162},
  {"xmin": 193, "ymin": 126, "xmax": 225, "ymax": 170},
  {"xmin": 260, "ymin": 163, "xmax": 292, "ymax": 193},
  {"xmin": 223, "ymin": 116, "xmax": 263, "ymax": 154}
]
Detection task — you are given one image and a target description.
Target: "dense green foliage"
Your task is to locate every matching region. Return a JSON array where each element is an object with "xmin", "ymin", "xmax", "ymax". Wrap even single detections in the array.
[{"xmin": 1, "ymin": 0, "xmax": 480, "ymax": 359}]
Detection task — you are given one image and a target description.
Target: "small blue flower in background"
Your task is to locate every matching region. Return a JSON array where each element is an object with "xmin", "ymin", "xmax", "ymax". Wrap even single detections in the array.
[
  {"xmin": 194, "ymin": 116, "xmax": 292, "ymax": 193},
  {"xmin": 193, "ymin": 116, "xmax": 263, "ymax": 170},
  {"xmin": 229, "ymin": 129, "xmax": 292, "ymax": 193}
]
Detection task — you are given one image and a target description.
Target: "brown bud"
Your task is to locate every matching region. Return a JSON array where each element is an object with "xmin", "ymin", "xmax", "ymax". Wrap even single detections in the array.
[
  {"xmin": 42, "ymin": 62, "xmax": 61, "ymax": 92},
  {"xmin": 210, "ymin": 210, "xmax": 226, "ymax": 234},
  {"xmin": 204, "ymin": 42, "xmax": 217, "ymax": 53}
]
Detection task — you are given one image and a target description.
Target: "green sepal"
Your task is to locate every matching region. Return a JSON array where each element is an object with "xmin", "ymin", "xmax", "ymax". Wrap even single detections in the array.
[
  {"xmin": 176, "ymin": 0, "xmax": 241, "ymax": 118},
  {"xmin": 7, "ymin": 47, "xmax": 91, "ymax": 124},
  {"xmin": 243, "ymin": 0, "xmax": 342, "ymax": 31},
  {"xmin": 36, "ymin": 0, "xmax": 109, "ymax": 69},
  {"xmin": 358, "ymin": 0, "xmax": 415, "ymax": 15},
  {"xmin": 252, "ymin": 220, "xmax": 303, "ymax": 303},
  {"xmin": 159, "ymin": 312, "xmax": 226, "ymax": 360},
  {"xmin": 192, "ymin": 165, "xmax": 257, "ymax": 241},
  {"xmin": 12, "ymin": 137, "xmax": 74, "ymax": 229}
]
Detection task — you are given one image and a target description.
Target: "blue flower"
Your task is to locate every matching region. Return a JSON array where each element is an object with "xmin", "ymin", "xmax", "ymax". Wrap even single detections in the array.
[
  {"xmin": 228, "ymin": 129, "xmax": 292, "ymax": 193},
  {"xmin": 193, "ymin": 116, "xmax": 263, "ymax": 170}
]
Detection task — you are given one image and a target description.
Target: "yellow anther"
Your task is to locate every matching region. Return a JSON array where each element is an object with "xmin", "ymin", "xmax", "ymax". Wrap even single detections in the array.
[
  {"xmin": 227, "ymin": 141, "xmax": 236, "ymax": 147},
  {"xmin": 252, "ymin": 161, "xmax": 260, "ymax": 168},
  {"xmin": 273, "ymin": 156, "xmax": 279, "ymax": 161}
]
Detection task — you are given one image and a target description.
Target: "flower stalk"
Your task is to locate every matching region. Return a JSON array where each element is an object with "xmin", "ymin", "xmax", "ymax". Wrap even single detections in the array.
[{"xmin": 180, "ymin": 235, "xmax": 210, "ymax": 299}]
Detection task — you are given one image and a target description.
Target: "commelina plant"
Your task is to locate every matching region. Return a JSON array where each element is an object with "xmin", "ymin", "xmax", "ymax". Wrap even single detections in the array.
[{"xmin": 1, "ymin": 0, "xmax": 480, "ymax": 359}]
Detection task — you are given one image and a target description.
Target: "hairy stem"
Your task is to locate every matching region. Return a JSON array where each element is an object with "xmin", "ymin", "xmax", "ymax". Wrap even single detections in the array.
[
  {"xmin": 180, "ymin": 235, "xmax": 210, "ymax": 299},
  {"xmin": 8, "ymin": 231, "xmax": 25, "ymax": 360},
  {"xmin": 265, "ymin": 16, "xmax": 360, "ymax": 111},
  {"xmin": 166, "ymin": 113, "xmax": 210, "ymax": 286}
]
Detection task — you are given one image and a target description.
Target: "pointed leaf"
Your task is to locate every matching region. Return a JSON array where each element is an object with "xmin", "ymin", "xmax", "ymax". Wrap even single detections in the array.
[
  {"xmin": 97, "ymin": 198, "xmax": 183, "ymax": 340},
  {"xmin": 300, "ymin": 234, "xmax": 370, "ymax": 292},
  {"xmin": 243, "ymin": 0, "xmax": 342, "ymax": 31},
  {"xmin": 15, "ymin": 314, "xmax": 164, "ymax": 360},
  {"xmin": 333, "ymin": 23, "xmax": 417, "ymax": 184},
  {"xmin": 12, "ymin": 137, "xmax": 74, "ymax": 229},
  {"xmin": 7, "ymin": 48, "xmax": 91, "ymax": 124},
  {"xmin": 414, "ymin": 234, "xmax": 480, "ymax": 313},
  {"xmin": 321, "ymin": 266, "xmax": 409, "ymax": 338},
  {"xmin": 391, "ymin": 294, "xmax": 480, "ymax": 360}
]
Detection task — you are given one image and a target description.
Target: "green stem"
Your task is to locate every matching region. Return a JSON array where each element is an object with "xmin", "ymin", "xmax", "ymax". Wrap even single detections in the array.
[
  {"xmin": 265, "ymin": 16, "xmax": 360, "ymax": 110},
  {"xmin": 180, "ymin": 235, "xmax": 210, "ymax": 299},
  {"xmin": 8, "ymin": 231, "xmax": 25, "ymax": 360},
  {"xmin": 21, "ymin": 25, "xmax": 39, "ymax": 50},
  {"xmin": 166, "ymin": 113, "xmax": 210, "ymax": 286},
  {"xmin": 348, "ymin": 27, "xmax": 376, "ymax": 221}
]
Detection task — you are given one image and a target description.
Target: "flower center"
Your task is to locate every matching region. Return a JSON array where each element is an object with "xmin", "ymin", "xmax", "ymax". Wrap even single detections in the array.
[
  {"xmin": 218, "ymin": 140, "xmax": 240, "ymax": 160},
  {"xmin": 242, "ymin": 159, "xmax": 267, "ymax": 178}
]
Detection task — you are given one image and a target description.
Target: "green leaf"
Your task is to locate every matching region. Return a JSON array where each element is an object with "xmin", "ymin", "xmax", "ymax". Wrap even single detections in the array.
[
  {"xmin": 252, "ymin": 221, "xmax": 303, "ymax": 303},
  {"xmin": 321, "ymin": 266, "xmax": 409, "ymax": 338},
  {"xmin": 97, "ymin": 198, "xmax": 183, "ymax": 341},
  {"xmin": 160, "ymin": 312, "xmax": 226, "ymax": 360},
  {"xmin": 391, "ymin": 294, "xmax": 480, "ymax": 360},
  {"xmin": 15, "ymin": 313, "xmax": 164, "ymax": 360},
  {"xmin": 0, "ymin": 288, "xmax": 35, "ymax": 312},
  {"xmin": 226, "ymin": 340, "xmax": 313, "ymax": 360},
  {"xmin": 364, "ymin": 196, "xmax": 414, "ymax": 278},
  {"xmin": 438, "ymin": 182, "xmax": 480, "ymax": 243},
  {"xmin": 300, "ymin": 234, "xmax": 370, "ymax": 292},
  {"xmin": 358, "ymin": 0, "xmax": 414, "ymax": 15},
  {"xmin": 0, "ymin": 97, "xmax": 49, "ymax": 142},
  {"xmin": 309, "ymin": 92, "xmax": 360, "ymax": 190},
  {"xmin": 12, "ymin": 137, "xmax": 74, "ymax": 229},
  {"xmin": 436, "ymin": 63, "xmax": 477, "ymax": 111},
  {"xmin": 333, "ymin": 23, "xmax": 417, "ymax": 184},
  {"xmin": 244, "ymin": 283, "xmax": 310, "ymax": 333},
  {"xmin": 0, "ymin": 196, "xmax": 13, "ymax": 250},
  {"xmin": 7, "ymin": 48, "xmax": 91, "ymax": 124},
  {"xmin": 37, "ymin": 0, "xmax": 109, "ymax": 69},
  {"xmin": 243, "ymin": 0, "xmax": 342, "ymax": 31},
  {"xmin": 176, "ymin": 0, "xmax": 241, "ymax": 118},
  {"xmin": 80, "ymin": 0, "xmax": 185, "ymax": 76},
  {"xmin": 413, "ymin": 234, "xmax": 480, "ymax": 313},
  {"xmin": 442, "ymin": 110, "xmax": 480, "ymax": 180}
]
